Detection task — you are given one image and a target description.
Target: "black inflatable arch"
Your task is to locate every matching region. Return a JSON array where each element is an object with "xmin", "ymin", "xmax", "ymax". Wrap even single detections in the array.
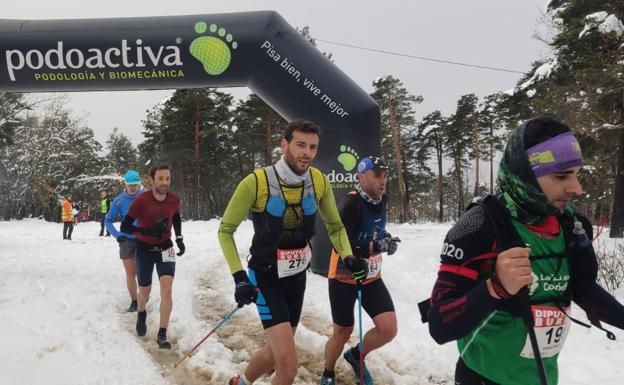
[{"xmin": 0, "ymin": 11, "xmax": 380, "ymax": 274}]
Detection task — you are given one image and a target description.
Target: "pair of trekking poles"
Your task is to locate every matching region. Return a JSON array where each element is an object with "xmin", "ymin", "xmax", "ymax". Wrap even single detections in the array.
[
  {"xmin": 174, "ymin": 286, "xmax": 368, "ymax": 385},
  {"xmin": 176, "ymin": 286, "xmax": 536, "ymax": 385}
]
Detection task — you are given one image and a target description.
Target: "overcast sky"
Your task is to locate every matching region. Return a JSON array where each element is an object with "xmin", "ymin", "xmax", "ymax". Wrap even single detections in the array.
[{"xmin": 3, "ymin": 0, "xmax": 551, "ymax": 146}]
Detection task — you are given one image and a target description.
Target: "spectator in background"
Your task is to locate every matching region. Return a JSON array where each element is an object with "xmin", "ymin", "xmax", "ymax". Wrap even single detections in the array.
[
  {"xmin": 99, "ymin": 191, "xmax": 111, "ymax": 236},
  {"xmin": 62, "ymin": 193, "xmax": 75, "ymax": 240}
]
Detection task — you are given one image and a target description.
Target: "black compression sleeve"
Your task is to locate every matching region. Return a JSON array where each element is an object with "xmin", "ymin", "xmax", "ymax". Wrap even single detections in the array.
[
  {"xmin": 427, "ymin": 278, "xmax": 501, "ymax": 344},
  {"xmin": 172, "ymin": 212, "xmax": 182, "ymax": 237},
  {"xmin": 576, "ymin": 283, "xmax": 624, "ymax": 330},
  {"xmin": 426, "ymin": 203, "xmax": 504, "ymax": 344}
]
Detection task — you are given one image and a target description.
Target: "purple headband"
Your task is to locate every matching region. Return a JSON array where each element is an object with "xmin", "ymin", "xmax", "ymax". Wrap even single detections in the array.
[{"xmin": 527, "ymin": 131, "xmax": 583, "ymax": 178}]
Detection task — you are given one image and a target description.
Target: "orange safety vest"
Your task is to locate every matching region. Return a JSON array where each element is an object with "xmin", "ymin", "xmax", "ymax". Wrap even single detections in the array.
[{"xmin": 62, "ymin": 198, "xmax": 74, "ymax": 222}]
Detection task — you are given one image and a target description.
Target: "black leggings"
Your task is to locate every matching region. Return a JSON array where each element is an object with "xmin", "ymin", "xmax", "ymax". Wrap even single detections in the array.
[
  {"xmin": 63, "ymin": 221, "xmax": 74, "ymax": 239},
  {"xmin": 455, "ymin": 359, "xmax": 499, "ymax": 385},
  {"xmin": 99, "ymin": 216, "xmax": 109, "ymax": 235}
]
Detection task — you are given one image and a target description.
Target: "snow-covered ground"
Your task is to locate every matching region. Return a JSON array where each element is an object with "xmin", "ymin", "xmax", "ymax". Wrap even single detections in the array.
[{"xmin": 1, "ymin": 219, "xmax": 623, "ymax": 385}]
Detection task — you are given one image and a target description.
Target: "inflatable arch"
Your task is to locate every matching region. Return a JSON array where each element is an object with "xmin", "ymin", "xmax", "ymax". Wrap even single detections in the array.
[{"xmin": 0, "ymin": 11, "xmax": 381, "ymax": 274}]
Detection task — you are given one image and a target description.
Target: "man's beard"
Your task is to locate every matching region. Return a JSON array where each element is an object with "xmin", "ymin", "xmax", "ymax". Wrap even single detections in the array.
[
  {"xmin": 155, "ymin": 186, "xmax": 168, "ymax": 195},
  {"xmin": 285, "ymin": 154, "xmax": 309, "ymax": 175}
]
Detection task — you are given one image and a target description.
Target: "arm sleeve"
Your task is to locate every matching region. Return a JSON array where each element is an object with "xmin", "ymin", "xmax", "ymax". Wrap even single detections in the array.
[
  {"xmin": 566, "ymin": 213, "xmax": 624, "ymax": 329},
  {"xmin": 121, "ymin": 196, "xmax": 142, "ymax": 234},
  {"xmin": 104, "ymin": 198, "xmax": 121, "ymax": 238},
  {"xmin": 575, "ymin": 283, "xmax": 624, "ymax": 330},
  {"xmin": 318, "ymin": 174, "xmax": 353, "ymax": 258},
  {"xmin": 339, "ymin": 195, "xmax": 372, "ymax": 259},
  {"xmin": 172, "ymin": 212, "xmax": 182, "ymax": 237},
  {"xmin": 218, "ymin": 174, "xmax": 257, "ymax": 275},
  {"xmin": 427, "ymin": 205, "xmax": 502, "ymax": 344}
]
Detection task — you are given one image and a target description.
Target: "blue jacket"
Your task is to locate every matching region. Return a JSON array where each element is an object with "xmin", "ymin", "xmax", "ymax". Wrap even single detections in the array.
[{"xmin": 105, "ymin": 189, "xmax": 143, "ymax": 239}]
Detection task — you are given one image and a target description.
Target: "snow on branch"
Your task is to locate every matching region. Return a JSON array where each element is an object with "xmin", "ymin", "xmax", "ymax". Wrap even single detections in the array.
[
  {"xmin": 519, "ymin": 58, "xmax": 559, "ymax": 90},
  {"xmin": 579, "ymin": 12, "xmax": 624, "ymax": 38}
]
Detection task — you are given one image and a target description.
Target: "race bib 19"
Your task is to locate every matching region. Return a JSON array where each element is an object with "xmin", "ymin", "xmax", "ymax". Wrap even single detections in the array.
[
  {"xmin": 520, "ymin": 305, "xmax": 571, "ymax": 359},
  {"xmin": 161, "ymin": 247, "xmax": 176, "ymax": 263},
  {"xmin": 367, "ymin": 253, "xmax": 383, "ymax": 279},
  {"xmin": 276, "ymin": 245, "xmax": 312, "ymax": 278}
]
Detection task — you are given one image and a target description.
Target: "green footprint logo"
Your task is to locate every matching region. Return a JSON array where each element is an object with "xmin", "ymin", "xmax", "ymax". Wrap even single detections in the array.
[
  {"xmin": 338, "ymin": 145, "xmax": 358, "ymax": 171},
  {"xmin": 190, "ymin": 21, "xmax": 237, "ymax": 76}
]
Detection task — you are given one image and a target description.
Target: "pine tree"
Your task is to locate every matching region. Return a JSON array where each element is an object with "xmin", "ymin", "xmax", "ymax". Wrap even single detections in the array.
[
  {"xmin": 457, "ymin": 94, "xmax": 490, "ymax": 196},
  {"xmin": 232, "ymin": 94, "xmax": 286, "ymax": 171},
  {"xmin": 106, "ymin": 127, "xmax": 138, "ymax": 175},
  {"xmin": 417, "ymin": 110, "xmax": 448, "ymax": 222},
  {"xmin": 509, "ymin": 1, "xmax": 624, "ymax": 236},
  {"xmin": 478, "ymin": 93, "xmax": 507, "ymax": 194},
  {"xmin": 370, "ymin": 75, "xmax": 422, "ymax": 222},
  {"xmin": 139, "ymin": 89, "xmax": 234, "ymax": 219},
  {"xmin": 138, "ymin": 104, "xmax": 163, "ymax": 173},
  {"xmin": 446, "ymin": 95, "xmax": 475, "ymax": 217}
]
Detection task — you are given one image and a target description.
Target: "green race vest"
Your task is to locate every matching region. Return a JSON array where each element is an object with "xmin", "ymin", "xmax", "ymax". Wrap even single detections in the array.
[{"xmin": 458, "ymin": 218, "xmax": 570, "ymax": 385}]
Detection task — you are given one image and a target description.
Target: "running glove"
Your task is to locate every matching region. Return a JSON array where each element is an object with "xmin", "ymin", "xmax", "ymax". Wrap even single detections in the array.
[
  {"xmin": 373, "ymin": 232, "xmax": 401, "ymax": 255},
  {"xmin": 175, "ymin": 236, "xmax": 185, "ymax": 256},
  {"xmin": 233, "ymin": 271, "xmax": 258, "ymax": 308},
  {"xmin": 344, "ymin": 256, "xmax": 368, "ymax": 283}
]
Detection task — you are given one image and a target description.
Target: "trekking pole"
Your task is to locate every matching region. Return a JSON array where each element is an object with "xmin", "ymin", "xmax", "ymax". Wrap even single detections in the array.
[
  {"xmin": 357, "ymin": 284, "xmax": 364, "ymax": 385},
  {"xmin": 173, "ymin": 305, "xmax": 239, "ymax": 368},
  {"xmin": 519, "ymin": 287, "xmax": 548, "ymax": 385}
]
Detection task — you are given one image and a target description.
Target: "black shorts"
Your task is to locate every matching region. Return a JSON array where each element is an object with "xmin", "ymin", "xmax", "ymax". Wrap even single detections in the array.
[
  {"xmin": 136, "ymin": 246, "xmax": 175, "ymax": 287},
  {"xmin": 328, "ymin": 278, "xmax": 395, "ymax": 327},
  {"xmin": 454, "ymin": 359, "xmax": 499, "ymax": 385},
  {"xmin": 248, "ymin": 268, "xmax": 306, "ymax": 329}
]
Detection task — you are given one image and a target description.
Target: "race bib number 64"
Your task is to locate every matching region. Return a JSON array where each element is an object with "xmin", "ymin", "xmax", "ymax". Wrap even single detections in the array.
[{"xmin": 367, "ymin": 253, "xmax": 383, "ymax": 279}]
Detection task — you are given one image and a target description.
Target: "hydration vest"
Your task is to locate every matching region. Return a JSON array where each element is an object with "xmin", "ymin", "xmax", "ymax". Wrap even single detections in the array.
[
  {"xmin": 248, "ymin": 166, "xmax": 324, "ymax": 273},
  {"xmin": 328, "ymin": 191, "xmax": 387, "ymax": 280}
]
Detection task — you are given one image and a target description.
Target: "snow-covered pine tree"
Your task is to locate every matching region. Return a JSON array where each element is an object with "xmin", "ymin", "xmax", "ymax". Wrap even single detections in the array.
[{"xmin": 370, "ymin": 75, "xmax": 422, "ymax": 222}]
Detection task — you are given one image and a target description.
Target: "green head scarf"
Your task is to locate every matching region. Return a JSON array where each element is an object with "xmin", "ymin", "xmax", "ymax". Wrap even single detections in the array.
[{"xmin": 497, "ymin": 120, "xmax": 565, "ymax": 224}]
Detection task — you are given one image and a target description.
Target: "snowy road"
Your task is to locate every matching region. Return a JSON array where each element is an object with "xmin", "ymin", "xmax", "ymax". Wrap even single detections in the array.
[{"xmin": 1, "ymin": 219, "xmax": 622, "ymax": 384}]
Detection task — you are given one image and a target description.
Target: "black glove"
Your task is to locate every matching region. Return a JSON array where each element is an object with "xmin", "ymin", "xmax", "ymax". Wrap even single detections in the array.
[
  {"xmin": 233, "ymin": 271, "xmax": 258, "ymax": 308},
  {"xmin": 373, "ymin": 232, "xmax": 401, "ymax": 255},
  {"xmin": 175, "ymin": 237, "xmax": 185, "ymax": 256},
  {"xmin": 116, "ymin": 236, "xmax": 127, "ymax": 243},
  {"xmin": 141, "ymin": 217, "xmax": 168, "ymax": 238},
  {"xmin": 344, "ymin": 255, "xmax": 368, "ymax": 283}
]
